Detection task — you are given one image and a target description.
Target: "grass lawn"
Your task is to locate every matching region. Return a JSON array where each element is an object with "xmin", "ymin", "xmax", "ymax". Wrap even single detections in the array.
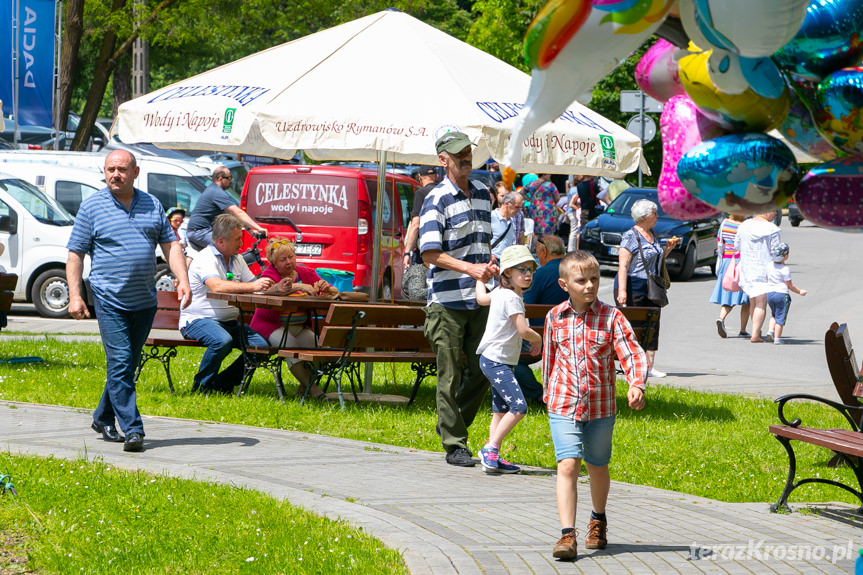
[
  {"xmin": 0, "ymin": 338, "xmax": 858, "ymax": 507},
  {"xmin": 0, "ymin": 453, "xmax": 407, "ymax": 574}
]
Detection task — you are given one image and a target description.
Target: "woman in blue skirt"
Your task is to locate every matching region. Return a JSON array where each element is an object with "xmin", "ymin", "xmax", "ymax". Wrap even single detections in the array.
[{"xmin": 710, "ymin": 213, "xmax": 750, "ymax": 338}]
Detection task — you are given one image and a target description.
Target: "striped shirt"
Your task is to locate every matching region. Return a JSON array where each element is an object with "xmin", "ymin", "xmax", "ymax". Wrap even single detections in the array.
[
  {"xmin": 418, "ymin": 177, "xmax": 492, "ymax": 310},
  {"xmin": 718, "ymin": 218, "xmax": 741, "ymax": 258},
  {"xmin": 542, "ymin": 298, "xmax": 648, "ymax": 421},
  {"xmin": 67, "ymin": 187, "xmax": 175, "ymax": 311}
]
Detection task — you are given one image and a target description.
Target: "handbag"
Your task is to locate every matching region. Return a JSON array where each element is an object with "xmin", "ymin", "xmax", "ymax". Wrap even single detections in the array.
[
  {"xmin": 721, "ymin": 256, "xmax": 742, "ymax": 292},
  {"xmin": 634, "ymin": 230, "xmax": 668, "ymax": 307}
]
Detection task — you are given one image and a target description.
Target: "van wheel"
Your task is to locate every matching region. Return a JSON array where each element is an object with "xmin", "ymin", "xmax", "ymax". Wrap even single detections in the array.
[
  {"xmin": 31, "ymin": 269, "xmax": 71, "ymax": 318},
  {"xmin": 673, "ymin": 244, "xmax": 697, "ymax": 282},
  {"xmin": 155, "ymin": 264, "xmax": 177, "ymax": 292},
  {"xmin": 379, "ymin": 275, "xmax": 393, "ymax": 301}
]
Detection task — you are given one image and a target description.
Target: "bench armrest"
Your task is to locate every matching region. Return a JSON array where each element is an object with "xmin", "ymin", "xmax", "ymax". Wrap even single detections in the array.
[{"xmin": 775, "ymin": 393, "xmax": 863, "ymax": 432}]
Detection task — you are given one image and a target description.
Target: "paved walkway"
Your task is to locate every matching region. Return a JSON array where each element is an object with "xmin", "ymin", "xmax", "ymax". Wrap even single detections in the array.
[{"xmin": 2, "ymin": 401, "xmax": 861, "ymax": 574}]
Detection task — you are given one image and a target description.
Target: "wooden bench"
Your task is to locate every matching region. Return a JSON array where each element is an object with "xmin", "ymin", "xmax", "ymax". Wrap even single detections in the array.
[
  {"xmin": 279, "ymin": 303, "xmax": 660, "ymax": 407},
  {"xmin": 768, "ymin": 322, "xmax": 863, "ymax": 513},
  {"xmin": 0, "ymin": 273, "xmax": 17, "ymax": 331},
  {"xmin": 135, "ymin": 291, "xmax": 286, "ymax": 400}
]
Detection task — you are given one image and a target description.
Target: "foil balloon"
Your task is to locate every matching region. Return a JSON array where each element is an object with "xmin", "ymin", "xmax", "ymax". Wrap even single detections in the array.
[
  {"xmin": 812, "ymin": 67, "xmax": 863, "ymax": 155},
  {"xmin": 505, "ymin": 0, "xmax": 675, "ymax": 170},
  {"xmin": 657, "ymin": 94, "xmax": 723, "ymax": 219},
  {"xmin": 774, "ymin": 0, "xmax": 863, "ymax": 82},
  {"xmin": 795, "ymin": 156, "xmax": 863, "ymax": 231},
  {"xmin": 679, "ymin": 49, "xmax": 790, "ymax": 132},
  {"xmin": 634, "ymin": 38, "xmax": 686, "ymax": 102},
  {"xmin": 777, "ymin": 80, "xmax": 841, "ymax": 161},
  {"xmin": 706, "ymin": 52, "xmax": 785, "ymax": 98},
  {"xmin": 677, "ymin": 0, "xmax": 808, "ymax": 57},
  {"xmin": 677, "ymin": 133, "xmax": 799, "ymax": 214}
]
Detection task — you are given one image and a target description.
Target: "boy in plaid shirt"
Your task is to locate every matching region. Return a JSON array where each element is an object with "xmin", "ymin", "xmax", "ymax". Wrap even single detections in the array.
[{"xmin": 542, "ymin": 251, "xmax": 647, "ymax": 560}]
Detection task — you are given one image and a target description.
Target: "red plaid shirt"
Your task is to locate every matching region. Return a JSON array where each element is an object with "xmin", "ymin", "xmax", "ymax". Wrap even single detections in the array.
[{"xmin": 542, "ymin": 298, "xmax": 647, "ymax": 421}]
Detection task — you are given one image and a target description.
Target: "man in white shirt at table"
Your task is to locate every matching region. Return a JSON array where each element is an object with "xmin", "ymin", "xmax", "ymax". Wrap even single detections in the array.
[{"xmin": 179, "ymin": 214, "xmax": 289, "ymax": 394}]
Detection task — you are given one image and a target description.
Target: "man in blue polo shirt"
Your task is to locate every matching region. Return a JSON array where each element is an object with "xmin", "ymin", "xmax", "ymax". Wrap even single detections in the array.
[
  {"xmin": 67, "ymin": 150, "xmax": 191, "ymax": 453},
  {"xmin": 419, "ymin": 131, "xmax": 498, "ymax": 467}
]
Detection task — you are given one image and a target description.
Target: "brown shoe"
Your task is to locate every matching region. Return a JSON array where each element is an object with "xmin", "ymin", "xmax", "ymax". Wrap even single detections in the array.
[
  {"xmin": 585, "ymin": 519, "xmax": 607, "ymax": 549},
  {"xmin": 552, "ymin": 531, "xmax": 577, "ymax": 559}
]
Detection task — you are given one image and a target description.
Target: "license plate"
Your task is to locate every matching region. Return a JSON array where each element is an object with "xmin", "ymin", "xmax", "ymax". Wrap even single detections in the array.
[
  {"xmin": 294, "ymin": 243, "xmax": 323, "ymax": 256},
  {"xmin": 608, "ymin": 246, "xmax": 619, "ymax": 256}
]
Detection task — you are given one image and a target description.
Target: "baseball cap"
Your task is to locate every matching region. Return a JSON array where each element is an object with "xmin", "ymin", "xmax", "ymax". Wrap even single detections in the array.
[
  {"xmin": 499, "ymin": 245, "xmax": 536, "ymax": 272},
  {"xmin": 167, "ymin": 207, "xmax": 186, "ymax": 218},
  {"xmin": 435, "ymin": 132, "xmax": 473, "ymax": 155},
  {"xmin": 416, "ymin": 166, "xmax": 437, "ymax": 176},
  {"xmin": 771, "ymin": 242, "xmax": 789, "ymax": 262}
]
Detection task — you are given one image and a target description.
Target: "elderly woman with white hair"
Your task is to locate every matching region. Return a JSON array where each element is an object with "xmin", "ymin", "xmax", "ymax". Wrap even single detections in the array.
[{"xmin": 613, "ymin": 198, "xmax": 681, "ymax": 378}]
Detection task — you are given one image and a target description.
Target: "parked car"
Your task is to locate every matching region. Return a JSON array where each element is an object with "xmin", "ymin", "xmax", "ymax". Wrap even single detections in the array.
[
  {"xmin": 239, "ymin": 165, "xmax": 419, "ymax": 298},
  {"xmin": 787, "ymin": 198, "xmax": 804, "ymax": 227},
  {"xmin": 0, "ymin": 170, "xmax": 91, "ymax": 317},
  {"xmin": 580, "ymin": 188, "xmax": 720, "ymax": 281}
]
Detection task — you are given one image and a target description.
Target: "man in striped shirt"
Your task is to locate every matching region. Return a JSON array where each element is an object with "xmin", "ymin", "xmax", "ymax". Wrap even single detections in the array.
[
  {"xmin": 542, "ymin": 251, "xmax": 647, "ymax": 560},
  {"xmin": 419, "ymin": 131, "xmax": 498, "ymax": 467},
  {"xmin": 67, "ymin": 150, "xmax": 191, "ymax": 453}
]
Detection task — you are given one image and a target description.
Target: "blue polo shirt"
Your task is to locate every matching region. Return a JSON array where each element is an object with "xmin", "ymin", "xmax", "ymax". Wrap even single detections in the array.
[
  {"xmin": 67, "ymin": 187, "xmax": 175, "ymax": 311},
  {"xmin": 418, "ymin": 177, "xmax": 492, "ymax": 310},
  {"xmin": 523, "ymin": 257, "xmax": 567, "ymax": 326}
]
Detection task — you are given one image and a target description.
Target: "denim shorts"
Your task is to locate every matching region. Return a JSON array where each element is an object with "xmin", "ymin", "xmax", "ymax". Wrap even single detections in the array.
[
  {"xmin": 548, "ymin": 413, "xmax": 616, "ymax": 466},
  {"xmin": 767, "ymin": 292, "xmax": 791, "ymax": 326}
]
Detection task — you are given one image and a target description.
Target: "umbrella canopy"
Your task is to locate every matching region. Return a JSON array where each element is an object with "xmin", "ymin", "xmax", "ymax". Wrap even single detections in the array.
[{"xmin": 117, "ymin": 10, "xmax": 644, "ymax": 177}]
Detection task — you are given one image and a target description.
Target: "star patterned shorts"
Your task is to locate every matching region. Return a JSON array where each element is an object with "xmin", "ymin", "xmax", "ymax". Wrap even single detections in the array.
[{"xmin": 479, "ymin": 355, "xmax": 528, "ymax": 415}]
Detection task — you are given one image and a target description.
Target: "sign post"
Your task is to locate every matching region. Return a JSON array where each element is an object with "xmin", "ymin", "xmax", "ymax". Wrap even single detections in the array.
[{"xmin": 620, "ymin": 90, "xmax": 662, "ymax": 187}]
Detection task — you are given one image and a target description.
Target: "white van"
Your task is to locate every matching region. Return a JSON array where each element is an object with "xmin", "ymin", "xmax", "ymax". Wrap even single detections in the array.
[
  {"xmin": 0, "ymin": 151, "xmax": 214, "ymax": 212},
  {"xmin": 0, "ymin": 163, "xmax": 105, "ymax": 216},
  {"xmin": 0, "ymin": 171, "xmax": 91, "ymax": 318}
]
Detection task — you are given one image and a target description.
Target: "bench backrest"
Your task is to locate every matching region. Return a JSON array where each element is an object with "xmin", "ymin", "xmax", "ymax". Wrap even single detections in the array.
[
  {"xmin": 619, "ymin": 306, "xmax": 661, "ymax": 351},
  {"xmin": 0, "ymin": 273, "xmax": 18, "ymax": 314},
  {"xmin": 825, "ymin": 323, "xmax": 863, "ymax": 414},
  {"xmin": 318, "ymin": 326, "xmax": 430, "ymax": 351},
  {"xmin": 151, "ymin": 290, "xmax": 253, "ymax": 331},
  {"xmin": 325, "ymin": 303, "xmax": 426, "ymax": 327}
]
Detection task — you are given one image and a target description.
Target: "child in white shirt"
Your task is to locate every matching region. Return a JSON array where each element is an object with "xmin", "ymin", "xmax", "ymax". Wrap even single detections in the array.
[
  {"xmin": 475, "ymin": 245, "xmax": 542, "ymax": 474},
  {"xmin": 765, "ymin": 242, "xmax": 807, "ymax": 344}
]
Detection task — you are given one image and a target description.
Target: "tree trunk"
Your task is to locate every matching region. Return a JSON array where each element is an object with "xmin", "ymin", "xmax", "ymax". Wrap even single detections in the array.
[
  {"xmin": 71, "ymin": 0, "xmax": 181, "ymax": 151},
  {"xmin": 113, "ymin": 59, "xmax": 132, "ymax": 118},
  {"xmin": 56, "ymin": 0, "xmax": 84, "ymax": 132}
]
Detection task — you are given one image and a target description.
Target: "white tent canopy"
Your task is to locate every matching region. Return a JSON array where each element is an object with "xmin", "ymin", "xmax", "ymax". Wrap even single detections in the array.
[{"xmin": 117, "ymin": 10, "xmax": 644, "ymax": 178}]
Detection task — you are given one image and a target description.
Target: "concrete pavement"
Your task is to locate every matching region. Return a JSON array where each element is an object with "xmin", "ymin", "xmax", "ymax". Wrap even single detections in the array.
[{"xmin": 2, "ymin": 401, "xmax": 861, "ymax": 574}]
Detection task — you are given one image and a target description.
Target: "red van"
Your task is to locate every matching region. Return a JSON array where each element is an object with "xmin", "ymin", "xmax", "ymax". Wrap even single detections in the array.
[{"xmin": 239, "ymin": 165, "xmax": 419, "ymax": 299}]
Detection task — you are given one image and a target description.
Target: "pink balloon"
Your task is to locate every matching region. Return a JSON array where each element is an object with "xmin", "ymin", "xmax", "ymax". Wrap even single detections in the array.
[
  {"xmin": 795, "ymin": 156, "xmax": 863, "ymax": 232},
  {"xmin": 635, "ymin": 39, "xmax": 687, "ymax": 103},
  {"xmin": 658, "ymin": 94, "xmax": 724, "ymax": 220}
]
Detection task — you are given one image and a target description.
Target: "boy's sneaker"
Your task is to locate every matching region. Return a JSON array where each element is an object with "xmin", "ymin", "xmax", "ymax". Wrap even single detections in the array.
[
  {"xmin": 445, "ymin": 448, "xmax": 475, "ymax": 467},
  {"xmin": 765, "ymin": 332, "xmax": 774, "ymax": 342},
  {"xmin": 647, "ymin": 368, "xmax": 666, "ymax": 378},
  {"xmin": 716, "ymin": 319, "xmax": 727, "ymax": 338},
  {"xmin": 479, "ymin": 446, "xmax": 499, "ymax": 473},
  {"xmin": 496, "ymin": 456, "xmax": 521, "ymax": 474},
  {"xmin": 738, "ymin": 330, "xmax": 750, "ymax": 337},
  {"xmin": 774, "ymin": 338, "xmax": 786, "ymax": 345},
  {"xmin": 584, "ymin": 519, "xmax": 607, "ymax": 549},
  {"xmin": 553, "ymin": 531, "xmax": 578, "ymax": 559}
]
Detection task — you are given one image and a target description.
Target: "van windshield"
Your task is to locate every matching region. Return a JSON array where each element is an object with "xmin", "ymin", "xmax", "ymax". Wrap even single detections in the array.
[
  {"xmin": 244, "ymin": 172, "xmax": 357, "ymax": 226},
  {"xmin": 0, "ymin": 178, "xmax": 74, "ymax": 225}
]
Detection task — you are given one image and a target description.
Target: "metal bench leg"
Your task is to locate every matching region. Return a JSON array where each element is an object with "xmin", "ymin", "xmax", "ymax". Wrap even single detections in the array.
[
  {"xmin": 770, "ymin": 435, "xmax": 797, "ymax": 513},
  {"xmin": 136, "ymin": 345, "xmax": 177, "ymax": 394},
  {"xmin": 408, "ymin": 362, "xmax": 436, "ymax": 406}
]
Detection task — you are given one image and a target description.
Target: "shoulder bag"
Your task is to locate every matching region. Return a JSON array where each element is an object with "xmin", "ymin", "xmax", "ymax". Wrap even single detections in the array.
[
  {"xmin": 721, "ymin": 256, "xmax": 741, "ymax": 292},
  {"xmin": 634, "ymin": 230, "xmax": 669, "ymax": 307}
]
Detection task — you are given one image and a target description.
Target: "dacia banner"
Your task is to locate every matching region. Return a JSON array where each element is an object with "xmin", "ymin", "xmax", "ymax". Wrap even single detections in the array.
[{"xmin": 0, "ymin": 0, "xmax": 57, "ymax": 126}]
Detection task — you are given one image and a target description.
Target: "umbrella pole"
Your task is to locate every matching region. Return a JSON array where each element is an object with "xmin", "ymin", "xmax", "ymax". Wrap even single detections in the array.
[{"xmin": 362, "ymin": 150, "xmax": 388, "ymax": 394}]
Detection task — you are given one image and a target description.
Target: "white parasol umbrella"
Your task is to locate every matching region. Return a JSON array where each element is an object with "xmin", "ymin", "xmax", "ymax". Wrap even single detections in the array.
[{"xmin": 116, "ymin": 10, "xmax": 645, "ymax": 178}]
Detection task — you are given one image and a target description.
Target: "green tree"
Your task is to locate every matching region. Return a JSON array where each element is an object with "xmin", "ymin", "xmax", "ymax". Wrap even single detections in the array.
[{"xmin": 467, "ymin": 0, "xmax": 544, "ymax": 71}]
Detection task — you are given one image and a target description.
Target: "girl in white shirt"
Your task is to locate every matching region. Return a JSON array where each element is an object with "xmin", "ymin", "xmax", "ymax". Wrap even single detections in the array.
[{"xmin": 475, "ymin": 245, "xmax": 543, "ymax": 474}]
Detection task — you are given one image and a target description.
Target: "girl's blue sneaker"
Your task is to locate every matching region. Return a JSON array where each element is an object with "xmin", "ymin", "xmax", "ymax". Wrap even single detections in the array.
[
  {"xmin": 497, "ymin": 457, "xmax": 521, "ymax": 474},
  {"xmin": 479, "ymin": 446, "xmax": 499, "ymax": 473}
]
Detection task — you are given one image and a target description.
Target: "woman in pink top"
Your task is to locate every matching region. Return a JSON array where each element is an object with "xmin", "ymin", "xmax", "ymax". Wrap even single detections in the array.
[{"xmin": 250, "ymin": 238, "xmax": 337, "ymax": 401}]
